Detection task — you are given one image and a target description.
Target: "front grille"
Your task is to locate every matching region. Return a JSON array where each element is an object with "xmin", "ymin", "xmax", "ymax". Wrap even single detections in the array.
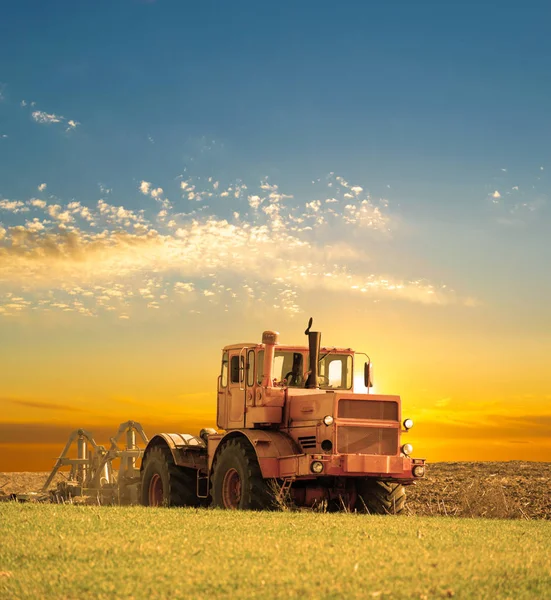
[
  {"xmin": 338, "ymin": 400, "xmax": 398, "ymax": 421},
  {"xmin": 337, "ymin": 426, "xmax": 397, "ymax": 455},
  {"xmin": 298, "ymin": 436, "xmax": 317, "ymax": 450}
]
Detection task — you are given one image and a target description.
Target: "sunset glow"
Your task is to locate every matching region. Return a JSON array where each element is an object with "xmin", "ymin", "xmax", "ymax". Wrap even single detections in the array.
[{"xmin": 1, "ymin": 1, "xmax": 550, "ymax": 470}]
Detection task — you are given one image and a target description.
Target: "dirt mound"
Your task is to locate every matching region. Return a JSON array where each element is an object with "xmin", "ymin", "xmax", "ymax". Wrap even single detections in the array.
[{"xmin": 2, "ymin": 462, "xmax": 550, "ymax": 519}]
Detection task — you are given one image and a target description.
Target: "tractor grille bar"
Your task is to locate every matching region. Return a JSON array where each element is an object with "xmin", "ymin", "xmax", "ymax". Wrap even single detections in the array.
[
  {"xmin": 338, "ymin": 399, "xmax": 398, "ymax": 421},
  {"xmin": 298, "ymin": 436, "xmax": 317, "ymax": 450},
  {"xmin": 337, "ymin": 426, "xmax": 397, "ymax": 455}
]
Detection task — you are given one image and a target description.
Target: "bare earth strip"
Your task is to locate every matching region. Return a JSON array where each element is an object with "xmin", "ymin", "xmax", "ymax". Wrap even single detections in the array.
[{"xmin": 1, "ymin": 461, "xmax": 550, "ymax": 519}]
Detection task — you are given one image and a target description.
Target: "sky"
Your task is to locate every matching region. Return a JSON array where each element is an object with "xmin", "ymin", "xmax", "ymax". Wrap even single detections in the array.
[{"xmin": 1, "ymin": 0, "xmax": 550, "ymax": 471}]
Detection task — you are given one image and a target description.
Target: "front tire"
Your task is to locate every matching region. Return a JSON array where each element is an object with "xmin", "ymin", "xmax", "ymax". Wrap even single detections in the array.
[
  {"xmin": 211, "ymin": 438, "xmax": 272, "ymax": 510},
  {"xmin": 140, "ymin": 445, "xmax": 199, "ymax": 507},
  {"xmin": 356, "ymin": 479, "xmax": 406, "ymax": 515}
]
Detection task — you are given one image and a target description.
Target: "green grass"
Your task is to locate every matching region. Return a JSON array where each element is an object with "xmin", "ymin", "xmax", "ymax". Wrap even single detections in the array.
[{"xmin": 1, "ymin": 505, "xmax": 550, "ymax": 599}]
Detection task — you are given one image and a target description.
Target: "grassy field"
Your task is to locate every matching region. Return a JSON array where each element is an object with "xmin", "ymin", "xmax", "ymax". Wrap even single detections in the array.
[{"xmin": 1, "ymin": 504, "xmax": 550, "ymax": 599}]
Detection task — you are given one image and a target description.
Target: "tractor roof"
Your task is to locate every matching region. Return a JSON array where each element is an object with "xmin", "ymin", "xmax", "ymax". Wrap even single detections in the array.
[{"xmin": 222, "ymin": 343, "xmax": 355, "ymax": 353}]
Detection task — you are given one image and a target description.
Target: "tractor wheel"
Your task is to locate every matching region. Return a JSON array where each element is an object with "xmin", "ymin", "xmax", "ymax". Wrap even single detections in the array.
[
  {"xmin": 140, "ymin": 445, "xmax": 199, "ymax": 507},
  {"xmin": 211, "ymin": 438, "xmax": 272, "ymax": 510},
  {"xmin": 355, "ymin": 479, "xmax": 406, "ymax": 515}
]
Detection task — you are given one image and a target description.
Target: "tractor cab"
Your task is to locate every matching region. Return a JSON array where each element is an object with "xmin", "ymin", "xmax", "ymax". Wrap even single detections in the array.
[{"xmin": 216, "ymin": 323, "xmax": 360, "ymax": 431}]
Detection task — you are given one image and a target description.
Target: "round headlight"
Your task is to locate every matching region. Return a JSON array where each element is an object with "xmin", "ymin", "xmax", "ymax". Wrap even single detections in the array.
[
  {"xmin": 402, "ymin": 443, "xmax": 413, "ymax": 456},
  {"xmin": 311, "ymin": 461, "xmax": 324, "ymax": 474},
  {"xmin": 323, "ymin": 415, "xmax": 334, "ymax": 426},
  {"xmin": 413, "ymin": 465, "xmax": 425, "ymax": 477},
  {"xmin": 403, "ymin": 418, "xmax": 414, "ymax": 430}
]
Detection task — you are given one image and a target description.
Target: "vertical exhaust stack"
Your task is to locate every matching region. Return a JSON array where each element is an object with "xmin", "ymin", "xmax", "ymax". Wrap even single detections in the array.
[
  {"xmin": 262, "ymin": 330, "xmax": 279, "ymax": 387},
  {"xmin": 305, "ymin": 318, "xmax": 321, "ymax": 389}
]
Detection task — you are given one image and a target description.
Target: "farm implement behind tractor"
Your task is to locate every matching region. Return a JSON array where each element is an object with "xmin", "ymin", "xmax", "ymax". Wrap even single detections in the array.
[
  {"xmin": 38, "ymin": 319, "xmax": 425, "ymax": 512},
  {"xmin": 41, "ymin": 421, "xmax": 149, "ymax": 504}
]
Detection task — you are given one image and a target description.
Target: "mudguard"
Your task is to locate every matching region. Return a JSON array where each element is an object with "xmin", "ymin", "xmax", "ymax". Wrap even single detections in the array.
[
  {"xmin": 209, "ymin": 429, "xmax": 301, "ymax": 478},
  {"xmin": 142, "ymin": 433, "xmax": 207, "ymax": 471}
]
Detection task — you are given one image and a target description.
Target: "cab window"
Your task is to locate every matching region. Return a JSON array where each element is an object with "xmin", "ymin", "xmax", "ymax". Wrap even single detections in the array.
[
  {"xmin": 221, "ymin": 352, "xmax": 228, "ymax": 387},
  {"xmin": 319, "ymin": 354, "xmax": 353, "ymax": 390},
  {"xmin": 247, "ymin": 350, "xmax": 255, "ymax": 387},
  {"xmin": 230, "ymin": 355, "xmax": 241, "ymax": 383},
  {"xmin": 257, "ymin": 351, "xmax": 304, "ymax": 386}
]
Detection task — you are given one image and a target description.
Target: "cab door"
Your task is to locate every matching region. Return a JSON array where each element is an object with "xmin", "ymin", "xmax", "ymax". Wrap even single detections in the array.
[
  {"xmin": 226, "ymin": 350, "xmax": 246, "ymax": 429},
  {"xmin": 217, "ymin": 351, "xmax": 229, "ymax": 429}
]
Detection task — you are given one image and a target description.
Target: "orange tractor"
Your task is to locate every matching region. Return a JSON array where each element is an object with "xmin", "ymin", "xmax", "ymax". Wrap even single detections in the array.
[{"xmin": 140, "ymin": 319, "xmax": 425, "ymax": 513}]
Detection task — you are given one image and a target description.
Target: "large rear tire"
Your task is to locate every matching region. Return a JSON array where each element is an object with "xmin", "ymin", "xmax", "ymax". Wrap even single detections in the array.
[
  {"xmin": 356, "ymin": 479, "xmax": 406, "ymax": 515},
  {"xmin": 211, "ymin": 438, "xmax": 272, "ymax": 510},
  {"xmin": 140, "ymin": 445, "xmax": 199, "ymax": 507}
]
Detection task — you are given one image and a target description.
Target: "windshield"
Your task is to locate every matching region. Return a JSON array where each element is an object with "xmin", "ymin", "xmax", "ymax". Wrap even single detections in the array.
[
  {"xmin": 257, "ymin": 350, "xmax": 353, "ymax": 389},
  {"xmin": 257, "ymin": 351, "xmax": 305, "ymax": 387},
  {"xmin": 319, "ymin": 353, "xmax": 353, "ymax": 390}
]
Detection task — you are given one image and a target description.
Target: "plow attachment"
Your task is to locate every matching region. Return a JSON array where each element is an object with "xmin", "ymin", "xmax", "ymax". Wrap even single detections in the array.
[{"xmin": 41, "ymin": 421, "xmax": 149, "ymax": 504}]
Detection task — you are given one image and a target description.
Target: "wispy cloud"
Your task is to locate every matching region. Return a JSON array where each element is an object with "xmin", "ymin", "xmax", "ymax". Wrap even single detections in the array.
[
  {"xmin": 24, "ymin": 102, "xmax": 80, "ymax": 132},
  {"xmin": 487, "ymin": 166, "xmax": 548, "ymax": 223},
  {"xmin": 0, "ymin": 173, "xmax": 470, "ymax": 319},
  {"xmin": 4, "ymin": 398, "xmax": 88, "ymax": 412},
  {"xmin": 32, "ymin": 111, "xmax": 63, "ymax": 124}
]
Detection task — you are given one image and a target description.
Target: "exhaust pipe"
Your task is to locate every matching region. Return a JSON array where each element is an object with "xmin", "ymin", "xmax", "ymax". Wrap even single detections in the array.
[
  {"xmin": 305, "ymin": 318, "xmax": 320, "ymax": 389},
  {"xmin": 262, "ymin": 330, "xmax": 279, "ymax": 387}
]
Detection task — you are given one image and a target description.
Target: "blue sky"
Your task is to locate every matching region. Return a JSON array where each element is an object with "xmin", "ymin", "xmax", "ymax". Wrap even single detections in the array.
[
  {"xmin": 1, "ymin": 1, "xmax": 551, "ymax": 464},
  {"xmin": 1, "ymin": 0, "xmax": 550, "ymax": 319}
]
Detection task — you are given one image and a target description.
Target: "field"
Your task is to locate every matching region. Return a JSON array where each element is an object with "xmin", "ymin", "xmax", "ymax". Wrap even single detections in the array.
[
  {"xmin": 2, "ymin": 461, "xmax": 550, "ymax": 519},
  {"xmin": 1, "ymin": 462, "xmax": 550, "ymax": 599},
  {"xmin": 1, "ymin": 503, "xmax": 550, "ymax": 600}
]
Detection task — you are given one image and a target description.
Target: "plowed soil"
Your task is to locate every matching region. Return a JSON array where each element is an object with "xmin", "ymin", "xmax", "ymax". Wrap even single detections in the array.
[
  {"xmin": 1, "ymin": 461, "xmax": 550, "ymax": 519},
  {"xmin": 406, "ymin": 461, "xmax": 551, "ymax": 520}
]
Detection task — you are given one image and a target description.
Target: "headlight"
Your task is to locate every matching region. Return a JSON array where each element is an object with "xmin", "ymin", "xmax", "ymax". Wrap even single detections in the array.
[
  {"xmin": 311, "ymin": 461, "xmax": 324, "ymax": 474},
  {"xmin": 323, "ymin": 415, "xmax": 334, "ymax": 426},
  {"xmin": 413, "ymin": 465, "xmax": 425, "ymax": 477},
  {"xmin": 402, "ymin": 443, "xmax": 413, "ymax": 456},
  {"xmin": 403, "ymin": 418, "xmax": 413, "ymax": 430}
]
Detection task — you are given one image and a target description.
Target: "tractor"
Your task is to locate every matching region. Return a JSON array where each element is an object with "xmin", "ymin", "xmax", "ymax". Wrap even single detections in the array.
[{"xmin": 139, "ymin": 319, "xmax": 425, "ymax": 513}]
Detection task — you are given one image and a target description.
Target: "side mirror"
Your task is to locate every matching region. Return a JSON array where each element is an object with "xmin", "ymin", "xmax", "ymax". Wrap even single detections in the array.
[{"xmin": 364, "ymin": 362, "xmax": 373, "ymax": 388}]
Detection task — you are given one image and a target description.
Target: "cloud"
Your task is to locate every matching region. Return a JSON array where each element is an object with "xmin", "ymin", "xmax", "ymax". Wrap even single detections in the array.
[
  {"xmin": 32, "ymin": 111, "xmax": 63, "ymax": 124},
  {"xmin": 46, "ymin": 204, "xmax": 73, "ymax": 223},
  {"xmin": 0, "ymin": 172, "xmax": 470, "ymax": 318},
  {"xmin": 27, "ymin": 104, "xmax": 80, "ymax": 131},
  {"xmin": 0, "ymin": 200, "xmax": 28, "ymax": 213},
  {"xmin": 488, "ymin": 167, "xmax": 547, "ymax": 224},
  {"xmin": 3, "ymin": 398, "xmax": 88, "ymax": 412},
  {"xmin": 418, "ymin": 412, "xmax": 551, "ymax": 442},
  {"xmin": 139, "ymin": 181, "xmax": 170, "ymax": 209},
  {"xmin": 28, "ymin": 198, "xmax": 47, "ymax": 208},
  {"xmin": 38, "ymin": 183, "xmax": 47, "ymax": 192}
]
